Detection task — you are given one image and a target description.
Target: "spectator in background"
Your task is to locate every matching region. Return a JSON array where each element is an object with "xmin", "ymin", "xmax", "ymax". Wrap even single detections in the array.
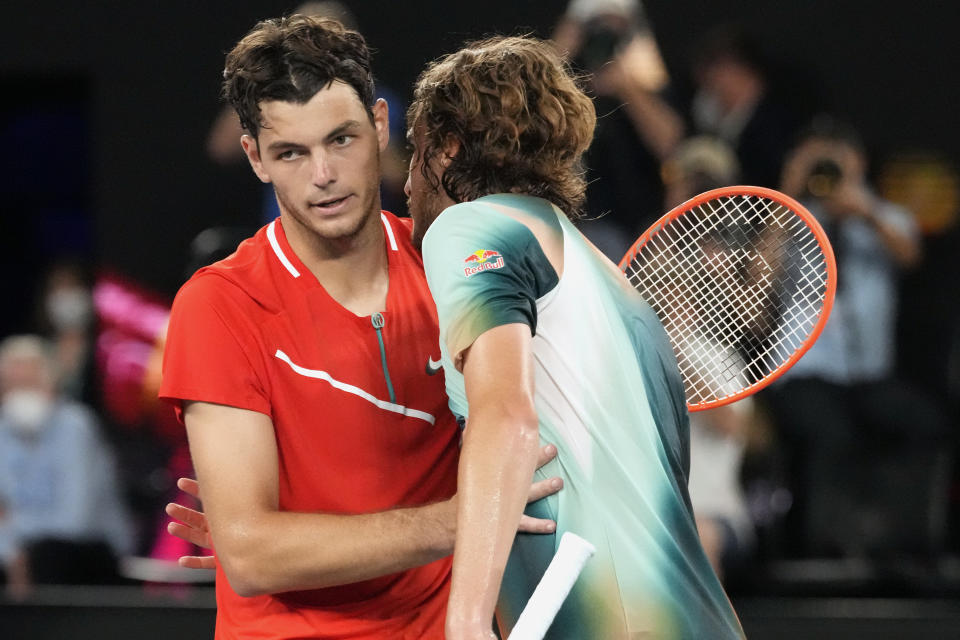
[
  {"xmin": 689, "ymin": 25, "xmax": 800, "ymax": 189},
  {"xmin": 661, "ymin": 136, "xmax": 756, "ymax": 580},
  {"xmin": 206, "ymin": 1, "xmax": 411, "ymax": 218},
  {"xmin": 555, "ymin": 0, "xmax": 685, "ymax": 260},
  {"xmin": 661, "ymin": 134, "xmax": 739, "ymax": 209},
  {"xmin": 38, "ymin": 260, "xmax": 98, "ymax": 408},
  {"xmin": 0, "ymin": 335, "xmax": 133, "ymax": 596},
  {"xmin": 766, "ymin": 117, "xmax": 949, "ymax": 558}
]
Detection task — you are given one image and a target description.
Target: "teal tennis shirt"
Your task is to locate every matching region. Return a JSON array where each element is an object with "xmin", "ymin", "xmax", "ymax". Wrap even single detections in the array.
[{"xmin": 422, "ymin": 194, "xmax": 744, "ymax": 639}]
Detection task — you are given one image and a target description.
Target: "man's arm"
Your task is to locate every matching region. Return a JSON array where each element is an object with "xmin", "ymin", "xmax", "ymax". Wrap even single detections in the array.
[
  {"xmin": 445, "ymin": 323, "xmax": 541, "ymax": 640},
  {"xmin": 827, "ymin": 184, "xmax": 921, "ymax": 267},
  {"xmin": 592, "ymin": 33, "xmax": 684, "ymax": 160},
  {"xmin": 184, "ymin": 400, "xmax": 455, "ymax": 597},
  {"xmin": 167, "ymin": 450, "xmax": 563, "ymax": 572}
]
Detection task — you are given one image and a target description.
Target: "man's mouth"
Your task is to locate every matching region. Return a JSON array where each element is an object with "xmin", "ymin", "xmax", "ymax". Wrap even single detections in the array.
[{"xmin": 311, "ymin": 195, "xmax": 353, "ymax": 212}]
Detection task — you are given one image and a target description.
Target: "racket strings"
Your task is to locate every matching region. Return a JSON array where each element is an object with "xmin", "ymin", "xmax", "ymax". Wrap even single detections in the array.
[{"xmin": 624, "ymin": 194, "xmax": 830, "ymax": 407}]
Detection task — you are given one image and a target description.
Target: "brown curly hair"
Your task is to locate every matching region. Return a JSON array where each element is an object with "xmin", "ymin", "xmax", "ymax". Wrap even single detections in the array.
[
  {"xmin": 223, "ymin": 14, "xmax": 375, "ymax": 139},
  {"xmin": 407, "ymin": 36, "xmax": 596, "ymax": 218}
]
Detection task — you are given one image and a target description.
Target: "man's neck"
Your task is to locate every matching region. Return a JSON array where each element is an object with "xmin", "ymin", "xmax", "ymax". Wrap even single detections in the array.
[{"xmin": 281, "ymin": 210, "xmax": 390, "ymax": 317}]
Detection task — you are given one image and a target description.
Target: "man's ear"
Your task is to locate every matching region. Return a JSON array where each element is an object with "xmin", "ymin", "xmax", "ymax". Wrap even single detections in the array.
[
  {"xmin": 241, "ymin": 134, "xmax": 271, "ymax": 184},
  {"xmin": 372, "ymin": 98, "xmax": 390, "ymax": 153},
  {"xmin": 442, "ymin": 134, "xmax": 461, "ymax": 163}
]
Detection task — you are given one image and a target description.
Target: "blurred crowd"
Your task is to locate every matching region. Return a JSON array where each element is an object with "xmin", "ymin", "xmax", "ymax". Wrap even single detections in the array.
[
  {"xmin": 558, "ymin": 0, "xmax": 959, "ymax": 589},
  {"xmin": 2, "ymin": 0, "xmax": 959, "ymax": 599}
]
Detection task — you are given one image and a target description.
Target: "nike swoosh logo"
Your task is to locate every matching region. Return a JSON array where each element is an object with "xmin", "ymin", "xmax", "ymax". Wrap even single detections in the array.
[{"xmin": 425, "ymin": 356, "xmax": 443, "ymax": 376}]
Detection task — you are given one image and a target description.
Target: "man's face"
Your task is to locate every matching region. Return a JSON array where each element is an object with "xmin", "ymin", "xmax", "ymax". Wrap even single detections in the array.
[
  {"xmin": 0, "ymin": 354, "xmax": 51, "ymax": 397},
  {"xmin": 0, "ymin": 350, "xmax": 56, "ymax": 437},
  {"xmin": 698, "ymin": 58, "xmax": 755, "ymax": 111},
  {"xmin": 404, "ymin": 126, "xmax": 456, "ymax": 250},
  {"xmin": 242, "ymin": 82, "xmax": 389, "ymax": 245}
]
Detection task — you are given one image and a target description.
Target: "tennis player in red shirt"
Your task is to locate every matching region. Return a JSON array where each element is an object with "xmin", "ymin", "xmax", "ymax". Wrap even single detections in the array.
[{"xmin": 159, "ymin": 15, "xmax": 559, "ymax": 639}]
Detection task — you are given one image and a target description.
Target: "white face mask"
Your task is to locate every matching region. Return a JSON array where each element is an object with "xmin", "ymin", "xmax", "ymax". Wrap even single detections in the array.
[
  {"xmin": 46, "ymin": 288, "xmax": 94, "ymax": 331},
  {"xmin": 2, "ymin": 389, "xmax": 53, "ymax": 436}
]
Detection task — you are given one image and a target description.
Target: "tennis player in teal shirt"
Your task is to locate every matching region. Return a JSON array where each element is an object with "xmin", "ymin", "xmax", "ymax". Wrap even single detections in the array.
[{"xmin": 405, "ymin": 36, "xmax": 744, "ymax": 640}]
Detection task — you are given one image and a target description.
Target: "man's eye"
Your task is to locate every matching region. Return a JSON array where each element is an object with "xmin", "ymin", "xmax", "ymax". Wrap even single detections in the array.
[
  {"xmin": 333, "ymin": 135, "xmax": 354, "ymax": 146},
  {"xmin": 278, "ymin": 149, "xmax": 303, "ymax": 160}
]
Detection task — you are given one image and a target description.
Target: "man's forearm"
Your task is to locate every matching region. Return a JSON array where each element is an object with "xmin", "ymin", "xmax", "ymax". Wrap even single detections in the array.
[
  {"xmin": 620, "ymin": 85, "xmax": 685, "ymax": 160},
  {"xmin": 185, "ymin": 400, "xmax": 456, "ymax": 597},
  {"xmin": 446, "ymin": 406, "xmax": 540, "ymax": 634},
  {"xmin": 866, "ymin": 210, "xmax": 920, "ymax": 267},
  {"xmin": 221, "ymin": 498, "xmax": 456, "ymax": 597}
]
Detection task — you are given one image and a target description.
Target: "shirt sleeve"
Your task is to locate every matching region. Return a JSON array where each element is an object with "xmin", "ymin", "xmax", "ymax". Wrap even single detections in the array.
[
  {"xmin": 158, "ymin": 274, "xmax": 271, "ymax": 422},
  {"xmin": 422, "ymin": 202, "xmax": 559, "ymax": 368}
]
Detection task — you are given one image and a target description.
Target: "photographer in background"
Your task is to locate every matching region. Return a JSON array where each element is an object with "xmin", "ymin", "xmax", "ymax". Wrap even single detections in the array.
[
  {"xmin": 765, "ymin": 117, "xmax": 950, "ymax": 559},
  {"xmin": 554, "ymin": 0, "xmax": 685, "ymax": 260}
]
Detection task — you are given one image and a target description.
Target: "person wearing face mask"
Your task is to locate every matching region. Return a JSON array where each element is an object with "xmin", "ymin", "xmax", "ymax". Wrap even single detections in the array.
[
  {"xmin": 39, "ymin": 261, "xmax": 98, "ymax": 408},
  {"xmin": 0, "ymin": 335, "xmax": 133, "ymax": 596}
]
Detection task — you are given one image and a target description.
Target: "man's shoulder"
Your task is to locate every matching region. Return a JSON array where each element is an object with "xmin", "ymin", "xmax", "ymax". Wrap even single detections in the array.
[
  {"xmin": 424, "ymin": 197, "xmax": 554, "ymax": 252},
  {"xmin": 172, "ymin": 270, "xmax": 251, "ymax": 321},
  {"xmin": 175, "ymin": 226, "xmax": 279, "ymax": 312},
  {"xmin": 422, "ymin": 199, "xmax": 507, "ymax": 249}
]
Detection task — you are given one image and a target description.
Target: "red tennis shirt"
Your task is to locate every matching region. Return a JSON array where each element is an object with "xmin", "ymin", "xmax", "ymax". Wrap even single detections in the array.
[{"xmin": 160, "ymin": 213, "xmax": 459, "ymax": 639}]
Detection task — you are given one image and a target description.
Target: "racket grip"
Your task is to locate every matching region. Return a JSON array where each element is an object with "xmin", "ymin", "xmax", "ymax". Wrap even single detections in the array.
[{"xmin": 507, "ymin": 532, "xmax": 596, "ymax": 640}]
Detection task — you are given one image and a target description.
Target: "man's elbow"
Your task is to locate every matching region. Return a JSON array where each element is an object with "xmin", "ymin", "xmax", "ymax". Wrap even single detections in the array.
[
  {"xmin": 216, "ymin": 527, "xmax": 276, "ymax": 597},
  {"xmin": 485, "ymin": 403, "xmax": 540, "ymax": 451},
  {"xmin": 515, "ymin": 409, "xmax": 540, "ymax": 446},
  {"xmin": 224, "ymin": 558, "xmax": 270, "ymax": 598}
]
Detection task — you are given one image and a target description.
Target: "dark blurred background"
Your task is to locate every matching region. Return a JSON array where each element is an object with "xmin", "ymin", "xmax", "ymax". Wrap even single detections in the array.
[
  {"xmin": 1, "ymin": 1, "xmax": 956, "ymax": 303},
  {"xmin": 2, "ymin": 1, "xmax": 959, "ymax": 637}
]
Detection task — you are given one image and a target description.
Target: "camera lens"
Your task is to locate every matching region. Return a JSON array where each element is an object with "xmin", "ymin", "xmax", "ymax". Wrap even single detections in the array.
[
  {"xmin": 574, "ymin": 22, "xmax": 628, "ymax": 73},
  {"xmin": 806, "ymin": 159, "xmax": 843, "ymax": 197}
]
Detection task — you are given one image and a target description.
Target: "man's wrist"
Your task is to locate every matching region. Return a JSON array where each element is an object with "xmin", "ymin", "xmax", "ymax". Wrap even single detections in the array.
[
  {"xmin": 420, "ymin": 496, "xmax": 457, "ymax": 556},
  {"xmin": 445, "ymin": 607, "xmax": 494, "ymax": 638}
]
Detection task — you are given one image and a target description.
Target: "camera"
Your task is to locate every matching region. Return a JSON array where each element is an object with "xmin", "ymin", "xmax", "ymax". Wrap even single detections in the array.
[
  {"xmin": 804, "ymin": 158, "xmax": 844, "ymax": 198},
  {"xmin": 573, "ymin": 20, "xmax": 631, "ymax": 73}
]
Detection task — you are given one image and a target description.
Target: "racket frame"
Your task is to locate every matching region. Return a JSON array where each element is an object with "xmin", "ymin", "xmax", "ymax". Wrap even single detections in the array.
[{"xmin": 618, "ymin": 185, "xmax": 837, "ymax": 411}]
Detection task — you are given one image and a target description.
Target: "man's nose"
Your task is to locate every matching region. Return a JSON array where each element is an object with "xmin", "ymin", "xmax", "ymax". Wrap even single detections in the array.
[{"xmin": 312, "ymin": 152, "xmax": 335, "ymax": 187}]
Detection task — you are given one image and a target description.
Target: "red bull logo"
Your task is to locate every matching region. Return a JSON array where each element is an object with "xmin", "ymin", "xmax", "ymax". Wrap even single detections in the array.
[{"xmin": 463, "ymin": 249, "xmax": 505, "ymax": 277}]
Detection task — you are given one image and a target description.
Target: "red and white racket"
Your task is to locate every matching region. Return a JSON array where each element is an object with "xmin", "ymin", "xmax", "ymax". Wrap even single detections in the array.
[{"xmin": 619, "ymin": 185, "xmax": 837, "ymax": 412}]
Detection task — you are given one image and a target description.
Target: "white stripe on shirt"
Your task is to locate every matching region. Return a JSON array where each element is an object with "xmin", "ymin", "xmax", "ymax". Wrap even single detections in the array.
[
  {"xmin": 381, "ymin": 213, "xmax": 399, "ymax": 252},
  {"xmin": 267, "ymin": 220, "xmax": 301, "ymax": 278},
  {"xmin": 274, "ymin": 349, "xmax": 435, "ymax": 425}
]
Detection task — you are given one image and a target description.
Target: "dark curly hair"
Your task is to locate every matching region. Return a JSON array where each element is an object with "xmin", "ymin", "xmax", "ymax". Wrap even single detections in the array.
[
  {"xmin": 222, "ymin": 14, "xmax": 375, "ymax": 139},
  {"xmin": 407, "ymin": 36, "xmax": 596, "ymax": 218}
]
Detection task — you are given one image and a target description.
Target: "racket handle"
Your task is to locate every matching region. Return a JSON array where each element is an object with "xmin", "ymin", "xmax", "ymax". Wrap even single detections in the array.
[{"xmin": 507, "ymin": 532, "xmax": 596, "ymax": 640}]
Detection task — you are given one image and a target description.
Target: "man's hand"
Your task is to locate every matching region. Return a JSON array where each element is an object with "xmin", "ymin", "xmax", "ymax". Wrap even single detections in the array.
[
  {"xmin": 591, "ymin": 33, "xmax": 668, "ymax": 98},
  {"xmin": 823, "ymin": 181, "xmax": 875, "ymax": 219},
  {"xmin": 165, "ymin": 477, "xmax": 215, "ymax": 570},
  {"xmin": 589, "ymin": 32, "xmax": 683, "ymax": 160},
  {"xmin": 166, "ymin": 445, "xmax": 564, "ymax": 569},
  {"xmin": 519, "ymin": 443, "xmax": 563, "ymax": 533}
]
